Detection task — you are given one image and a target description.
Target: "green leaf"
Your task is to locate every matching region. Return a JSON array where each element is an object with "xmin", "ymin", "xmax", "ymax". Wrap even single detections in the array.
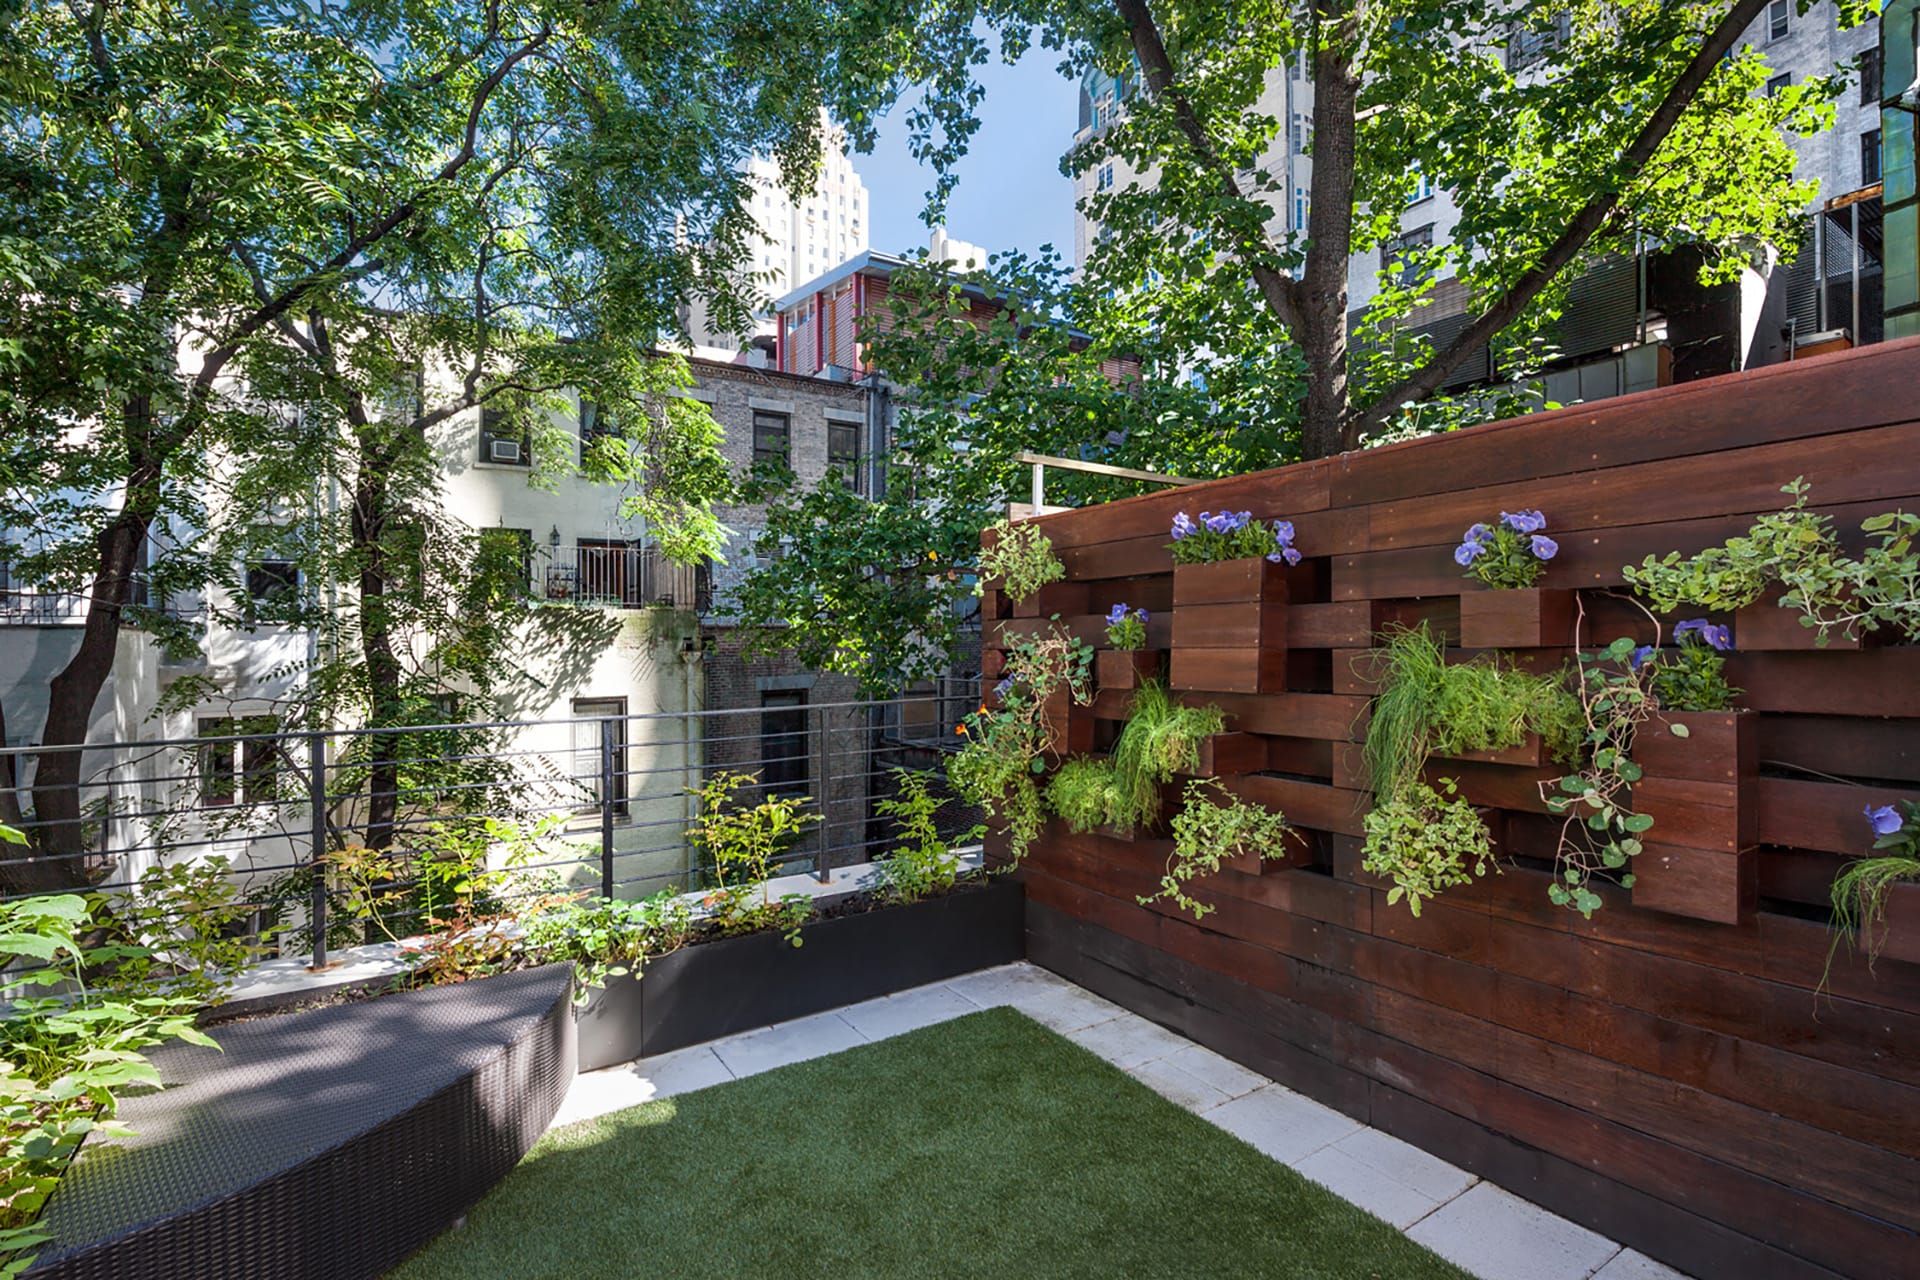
[{"xmin": 1668, "ymin": 722, "xmax": 1691, "ymax": 738}]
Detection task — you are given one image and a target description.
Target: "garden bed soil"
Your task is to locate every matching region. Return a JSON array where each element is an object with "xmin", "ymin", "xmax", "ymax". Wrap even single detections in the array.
[{"xmin": 574, "ymin": 873, "xmax": 1026, "ymax": 1070}]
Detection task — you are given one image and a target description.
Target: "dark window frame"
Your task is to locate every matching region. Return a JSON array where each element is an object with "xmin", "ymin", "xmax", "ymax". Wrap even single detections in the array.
[
  {"xmin": 1862, "ymin": 47, "xmax": 1882, "ymax": 106},
  {"xmin": 752, "ymin": 410, "xmax": 791, "ymax": 469},
  {"xmin": 1380, "ymin": 224, "xmax": 1436, "ymax": 289},
  {"xmin": 479, "ymin": 404, "xmax": 531, "ymax": 467},
  {"xmin": 760, "ymin": 690, "xmax": 809, "ymax": 798},
  {"xmin": 1863, "ymin": 128, "xmax": 1884, "ymax": 186},
  {"xmin": 828, "ymin": 419, "xmax": 863, "ymax": 494},
  {"xmin": 198, "ymin": 715, "xmax": 279, "ymax": 808}
]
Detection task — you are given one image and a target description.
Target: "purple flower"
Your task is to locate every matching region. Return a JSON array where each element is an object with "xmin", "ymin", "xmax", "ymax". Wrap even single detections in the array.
[
  {"xmin": 1454, "ymin": 541, "xmax": 1487, "ymax": 566},
  {"xmin": 1630, "ymin": 645, "xmax": 1657, "ymax": 671},
  {"xmin": 1530, "ymin": 534, "xmax": 1559, "ymax": 561},
  {"xmin": 1273, "ymin": 521, "xmax": 1296, "ymax": 544},
  {"xmin": 1673, "ymin": 619, "xmax": 1733, "ymax": 652},
  {"xmin": 1203, "ymin": 510, "xmax": 1234, "ymax": 535},
  {"xmin": 1502, "ymin": 509, "xmax": 1547, "ymax": 534},
  {"xmin": 1866, "ymin": 804, "xmax": 1904, "ymax": 837},
  {"xmin": 1171, "ymin": 511, "xmax": 1196, "ymax": 541},
  {"xmin": 1464, "ymin": 522, "xmax": 1493, "ymax": 545},
  {"xmin": 993, "ymin": 677, "xmax": 1013, "ymax": 698},
  {"xmin": 1135, "ymin": 608, "xmax": 1149, "ymax": 624},
  {"xmin": 1281, "ymin": 545, "xmax": 1302, "ymax": 566},
  {"xmin": 1107, "ymin": 603, "xmax": 1129, "ymax": 626}
]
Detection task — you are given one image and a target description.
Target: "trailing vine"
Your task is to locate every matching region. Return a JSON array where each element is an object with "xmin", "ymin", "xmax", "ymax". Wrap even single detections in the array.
[
  {"xmin": 977, "ymin": 519, "xmax": 1066, "ymax": 602},
  {"xmin": 1540, "ymin": 637, "xmax": 1659, "ymax": 917},
  {"xmin": 949, "ymin": 624, "xmax": 1094, "ymax": 865},
  {"xmin": 1141, "ymin": 779, "xmax": 1299, "ymax": 920}
]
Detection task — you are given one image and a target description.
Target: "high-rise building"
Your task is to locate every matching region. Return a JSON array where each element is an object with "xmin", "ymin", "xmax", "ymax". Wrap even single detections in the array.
[{"xmin": 686, "ymin": 113, "xmax": 871, "ymax": 350}]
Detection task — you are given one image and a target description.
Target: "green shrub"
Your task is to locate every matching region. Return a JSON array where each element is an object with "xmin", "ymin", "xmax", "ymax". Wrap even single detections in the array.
[
  {"xmin": 518, "ymin": 889, "xmax": 695, "ymax": 998},
  {"xmin": 1360, "ymin": 780, "xmax": 1495, "ymax": 917},
  {"xmin": 690, "ymin": 771, "xmax": 817, "ymax": 944},
  {"xmin": 874, "ymin": 769, "xmax": 982, "ymax": 903}
]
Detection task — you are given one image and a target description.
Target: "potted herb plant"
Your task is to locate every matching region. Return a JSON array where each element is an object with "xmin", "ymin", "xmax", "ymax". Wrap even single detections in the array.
[
  {"xmin": 978, "ymin": 517, "xmax": 1083, "ymax": 619},
  {"xmin": 1620, "ymin": 620, "xmax": 1757, "ymax": 923},
  {"xmin": 1168, "ymin": 509, "xmax": 1301, "ymax": 693},
  {"xmin": 1138, "ymin": 778, "xmax": 1305, "ymax": 920},
  {"xmin": 1827, "ymin": 802, "xmax": 1920, "ymax": 974},
  {"xmin": 1096, "ymin": 603, "xmax": 1162, "ymax": 690},
  {"xmin": 1455, "ymin": 509, "xmax": 1573, "ymax": 648}
]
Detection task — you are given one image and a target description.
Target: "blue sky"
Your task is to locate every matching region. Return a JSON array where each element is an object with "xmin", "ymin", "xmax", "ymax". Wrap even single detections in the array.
[{"xmin": 851, "ymin": 42, "xmax": 1080, "ymax": 263}]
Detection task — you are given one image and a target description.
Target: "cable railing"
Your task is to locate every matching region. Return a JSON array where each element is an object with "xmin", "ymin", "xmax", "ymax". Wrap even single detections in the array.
[
  {"xmin": 535, "ymin": 542, "xmax": 708, "ymax": 611},
  {"xmin": 0, "ymin": 687, "xmax": 983, "ymax": 973}
]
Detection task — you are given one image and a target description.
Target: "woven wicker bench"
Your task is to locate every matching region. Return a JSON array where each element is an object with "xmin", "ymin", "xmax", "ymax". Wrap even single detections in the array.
[{"xmin": 25, "ymin": 962, "xmax": 576, "ymax": 1280}]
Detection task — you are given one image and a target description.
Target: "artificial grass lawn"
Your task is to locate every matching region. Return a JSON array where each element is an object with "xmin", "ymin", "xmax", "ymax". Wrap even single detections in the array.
[{"xmin": 391, "ymin": 1006, "xmax": 1472, "ymax": 1279}]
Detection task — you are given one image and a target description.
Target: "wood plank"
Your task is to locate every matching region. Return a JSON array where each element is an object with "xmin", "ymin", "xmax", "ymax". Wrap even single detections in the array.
[
  {"xmin": 1756, "ymin": 715, "xmax": 1920, "ymax": 785},
  {"xmin": 1631, "ymin": 843, "xmax": 1757, "ymax": 925},
  {"xmin": 1220, "ymin": 775, "xmax": 1368, "ymax": 837},
  {"xmin": 1725, "ymin": 649, "xmax": 1920, "ymax": 717},
  {"xmin": 1758, "ymin": 777, "xmax": 1920, "ymax": 857},
  {"xmin": 1329, "ymin": 337, "xmax": 1920, "ymax": 507}
]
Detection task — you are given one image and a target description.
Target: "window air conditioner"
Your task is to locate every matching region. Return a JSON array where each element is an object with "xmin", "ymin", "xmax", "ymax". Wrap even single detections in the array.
[{"xmin": 489, "ymin": 438, "xmax": 523, "ymax": 464}]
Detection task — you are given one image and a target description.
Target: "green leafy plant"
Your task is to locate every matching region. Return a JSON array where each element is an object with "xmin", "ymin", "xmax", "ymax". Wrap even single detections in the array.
[
  {"xmin": 873, "ymin": 769, "xmax": 982, "ymax": 903},
  {"xmin": 1455, "ymin": 510, "xmax": 1558, "ymax": 589},
  {"xmin": 1044, "ymin": 757, "xmax": 1127, "ymax": 833},
  {"xmin": 977, "ymin": 519, "xmax": 1065, "ymax": 602},
  {"xmin": 0, "ymin": 880, "xmax": 213, "ymax": 1276},
  {"xmin": 950, "ymin": 625, "xmax": 1095, "ymax": 865},
  {"xmin": 519, "ymin": 889, "xmax": 696, "ymax": 999},
  {"xmin": 1825, "ymin": 802, "xmax": 1920, "ymax": 981},
  {"xmin": 1104, "ymin": 603, "xmax": 1148, "ymax": 650},
  {"xmin": 1142, "ymin": 780, "xmax": 1299, "ymax": 920},
  {"xmin": 1360, "ymin": 624, "xmax": 1583, "ymax": 801},
  {"xmin": 690, "ymin": 771, "xmax": 818, "ymax": 944},
  {"xmin": 104, "ymin": 857, "xmax": 263, "ymax": 1005},
  {"xmin": 1361, "ymin": 780, "xmax": 1495, "ymax": 917},
  {"xmin": 1623, "ymin": 479, "xmax": 1920, "ymax": 645},
  {"xmin": 1541, "ymin": 638, "xmax": 1660, "ymax": 917},
  {"xmin": 1632, "ymin": 620, "xmax": 1741, "ymax": 713},
  {"xmin": 1359, "ymin": 625, "xmax": 1585, "ymax": 914},
  {"xmin": 1109, "ymin": 681, "xmax": 1227, "ymax": 830}
]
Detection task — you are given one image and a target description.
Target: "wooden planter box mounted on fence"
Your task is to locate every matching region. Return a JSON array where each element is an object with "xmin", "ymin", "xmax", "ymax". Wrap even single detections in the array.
[
  {"xmin": 1629, "ymin": 709, "xmax": 1759, "ymax": 925},
  {"xmin": 1010, "ymin": 581, "xmax": 1091, "ymax": 619},
  {"xmin": 1041, "ymin": 687, "xmax": 1095, "ymax": 760},
  {"xmin": 1096, "ymin": 648, "xmax": 1164, "ymax": 691},
  {"xmin": 1170, "ymin": 557, "xmax": 1289, "ymax": 694},
  {"xmin": 1458, "ymin": 586, "xmax": 1577, "ymax": 649}
]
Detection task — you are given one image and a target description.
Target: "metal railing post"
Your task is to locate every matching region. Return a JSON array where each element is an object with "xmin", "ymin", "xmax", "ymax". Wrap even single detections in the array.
[
  {"xmin": 600, "ymin": 717, "xmax": 616, "ymax": 899},
  {"xmin": 307, "ymin": 729, "xmax": 329, "ymax": 970},
  {"xmin": 815, "ymin": 706, "xmax": 831, "ymax": 883}
]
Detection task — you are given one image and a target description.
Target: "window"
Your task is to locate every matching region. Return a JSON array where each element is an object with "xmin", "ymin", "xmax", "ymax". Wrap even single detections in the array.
[
  {"xmin": 479, "ymin": 404, "xmax": 530, "ymax": 466},
  {"xmin": 375, "ymin": 366, "xmax": 423, "ymax": 425},
  {"xmin": 1292, "ymin": 113, "xmax": 1311, "ymax": 156},
  {"xmin": 760, "ymin": 691, "xmax": 808, "ymax": 797},
  {"xmin": 1766, "ymin": 73, "xmax": 1790, "ymax": 98},
  {"xmin": 1861, "ymin": 47, "xmax": 1882, "ymax": 106},
  {"xmin": 1407, "ymin": 167, "xmax": 1435, "ymax": 205},
  {"xmin": 752, "ymin": 410, "xmax": 790, "ymax": 469},
  {"xmin": 570, "ymin": 697, "xmax": 629, "ymax": 813},
  {"xmin": 578, "ymin": 399, "xmax": 617, "ymax": 461},
  {"xmin": 199, "ymin": 715, "xmax": 279, "ymax": 807},
  {"xmin": 1507, "ymin": 13, "xmax": 1571, "ymax": 71},
  {"xmin": 1864, "ymin": 129, "xmax": 1883, "ymax": 185},
  {"xmin": 246, "ymin": 560, "xmax": 298, "ymax": 606},
  {"xmin": 1294, "ymin": 186, "xmax": 1310, "ymax": 231},
  {"xmin": 1096, "ymin": 163, "xmax": 1114, "ymax": 192},
  {"xmin": 828, "ymin": 419, "xmax": 862, "ymax": 494},
  {"xmin": 1381, "ymin": 224, "xmax": 1435, "ymax": 288},
  {"xmin": 1767, "ymin": 0, "xmax": 1789, "ymax": 41}
]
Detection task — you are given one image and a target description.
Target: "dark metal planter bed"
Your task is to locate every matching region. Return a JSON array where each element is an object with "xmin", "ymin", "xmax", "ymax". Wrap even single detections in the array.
[
  {"xmin": 575, "ymin": 874, "xmax": 1026, "ymax": 1070},
  {"xmin": 25, "ymin": 963, "xmax": 575, "ymax": 1280}
]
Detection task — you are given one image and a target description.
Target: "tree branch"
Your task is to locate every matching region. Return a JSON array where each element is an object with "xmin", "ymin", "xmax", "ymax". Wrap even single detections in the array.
[
  {"xmin": 1113, "ymin": 0, "xmax": 1304, "ymax": 333},
  {"xmin": 1351, "ymin": 0, "xmax": 1773, "ymax": 435}
]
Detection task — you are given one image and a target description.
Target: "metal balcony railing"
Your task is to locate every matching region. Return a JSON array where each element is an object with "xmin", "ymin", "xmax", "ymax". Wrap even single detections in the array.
[{"xmin": 539, "ymin": 543, "xmax": 708, "ymax": 612}]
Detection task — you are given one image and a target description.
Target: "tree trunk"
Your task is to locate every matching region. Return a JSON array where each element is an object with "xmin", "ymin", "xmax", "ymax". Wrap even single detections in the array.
[
  {"xmin": 351, "ymin": 434, "xmax": 404, "ymax": 854},
  {"xmin": 1296, "ymin": 2, "xmax": 1364, "ymax": 460},
  {"xmin": 17, "ymin": 396, "xmax": 161, "ymax": 894}
]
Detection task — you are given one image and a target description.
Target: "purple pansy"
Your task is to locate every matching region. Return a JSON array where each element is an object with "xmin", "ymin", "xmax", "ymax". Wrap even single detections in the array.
[
  {"xmin": 993, "ymin": 677, "xmax": 1014, "ymax": 698},
  {"xmin": 1501, "ymin": 509, "xmax": 1547, "ymax": 535},
  {"xmin": 1530, "ymin": 534, "xmax": 1559, "ymax": 561},
  {"xmin": 1136, "ymin": 608, "xmax": 1149, "ymax": 624},
  {"xmin": 1630, "ymin": 645, "xmax": 1657, "ymax": 670},
  {"xmin": 1273, "ymin": 521, "xmax": 1296, "ymax": 544},
  {"xmin": 1171, "ymin": 512, "xmax": 1196, "ymax": 541},
  {"xmin": 1866, "ymin": 804, "xmax": 1905, "ymax": 837},
  {"xmin": 1107, "ymin": 603, "xmax": 1129, "ymax": 625},
  {"xmin": 1674, "ymin": 619, "xmax": 1734, "ymax": 652},
  {"xmin": 1454, "ymin": 540, "xmax": 1487, "ymax": 566},
  {"xmin": 1280, "ymin": 545, "xmax": 1302, "ymax": 566},
  {"xmin": 1464, "ymin": 522, "xmax": 1493, "ymax": 545}
]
